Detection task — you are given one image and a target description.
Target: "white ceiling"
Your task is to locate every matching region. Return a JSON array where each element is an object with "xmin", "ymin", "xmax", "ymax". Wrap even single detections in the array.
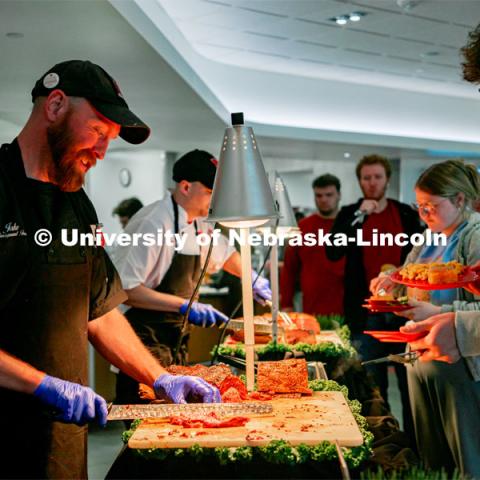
[
  {"xmin": 159, "ymin": 0, "xmax": 477, "ymax": 97},
  {"xmin": 111, "ymin": 0, "xmax": 480, "ymax": 151},
  {"xmin": 1, "ymin": 0, "xmax": 480, "ymax": 157}
]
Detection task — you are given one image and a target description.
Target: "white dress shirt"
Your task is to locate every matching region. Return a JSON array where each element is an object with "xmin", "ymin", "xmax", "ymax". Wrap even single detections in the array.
[{"xmin": 111, "ymin": 190, "xmax": 235, "ymax": 296}]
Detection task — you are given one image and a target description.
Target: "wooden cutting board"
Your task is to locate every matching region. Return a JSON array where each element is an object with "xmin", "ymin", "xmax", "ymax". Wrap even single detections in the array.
[{"xmin": 128, "ymin": 392, "xmax": 363, "ymax": 449}]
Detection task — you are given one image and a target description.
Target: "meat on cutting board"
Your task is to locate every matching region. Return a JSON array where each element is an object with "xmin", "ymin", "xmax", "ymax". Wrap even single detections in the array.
[
  {"xmin": 169, "ymin": 411, "xmax": 249, "ymax": 428},
  {"xmin": 257, "ymin": 359, "xmax": 312, "ymax": 395}
]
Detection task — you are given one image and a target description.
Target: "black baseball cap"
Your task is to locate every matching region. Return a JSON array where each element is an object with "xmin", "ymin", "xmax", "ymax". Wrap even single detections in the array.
[
  {"xmin": 172, "ymin": 150, "xmax": 218, "ymax": 189},
  {"xmin": 31, "ymin": 60, "xmax": 150, "ymax": 145}
]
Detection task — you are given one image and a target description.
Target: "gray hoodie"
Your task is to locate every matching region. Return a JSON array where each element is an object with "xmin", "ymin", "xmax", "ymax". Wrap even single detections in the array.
[{"xmin": 403, "ymin": 212, "xmax": 480, "ymax": 380}]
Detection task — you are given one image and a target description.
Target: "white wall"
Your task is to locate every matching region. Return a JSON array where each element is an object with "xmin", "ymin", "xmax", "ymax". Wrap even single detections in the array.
[
  {"xmin": 399, "ymin": 156, "xmax": 480, "ymax": 206},
  {"xmin": 261, "ymin": 155, "xmax": 400, "ymax": 211},
  {"xmin": 262, "ymin": 157, "xmax": 360, "ymax": 210},
  {"xmin": 86, "ymin": 149, "xmax": 168, "ymax": 235},
  {"xmin": 399, "ymin": 157, "xmax": 436, "ymax": 206}
]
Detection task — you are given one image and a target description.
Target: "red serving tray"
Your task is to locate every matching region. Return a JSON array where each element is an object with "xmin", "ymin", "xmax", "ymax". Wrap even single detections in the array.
[
  {"xmin": 363, "ymin": 330, "xmax": 427, "ymax": 343},
  {"xmin": 363, "ymin": 303, "xmax": 412, "ymax": 313},
  {"xmin": 367, "ymin": 298, "xmax": 406, "ymax": 305},
  {"xmin": 390, "ymin": 269, "xmax": 477, "ymax": 290}
]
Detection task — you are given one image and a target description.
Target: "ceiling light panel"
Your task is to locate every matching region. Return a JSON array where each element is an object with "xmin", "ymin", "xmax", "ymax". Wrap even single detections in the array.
[
  {"xmin": 349, "ymin": 12, "xmax": 363, "ymax": 22},
  {"xmin": 294, "ymin": 0, "xmax": 365, "ymax": 23},
  {"xmin": 335, "ymin": 16, "xmax": 348, "ymax": 25}
]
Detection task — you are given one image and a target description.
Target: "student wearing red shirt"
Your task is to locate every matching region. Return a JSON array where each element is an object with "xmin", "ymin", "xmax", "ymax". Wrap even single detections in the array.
[
  {"xmin": 326, "ymin": 155, "xmax": 422, "ymax": 444},
  {"xmin": 280, "ymin": 174, "xmax": 344, "ymax": 316}
]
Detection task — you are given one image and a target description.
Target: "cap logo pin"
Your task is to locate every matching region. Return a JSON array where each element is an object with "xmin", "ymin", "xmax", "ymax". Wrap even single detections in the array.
[
  {"xmin": 112, "ymin": 79, "xmax": 124, "ymax": 99},
  {"xmin": 43, "ymin": 72, "xmax": 60, "ymax": 89}
]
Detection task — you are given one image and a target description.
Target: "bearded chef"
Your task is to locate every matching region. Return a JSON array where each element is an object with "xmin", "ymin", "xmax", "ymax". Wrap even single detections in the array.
[
  {"xmin": 0, "ymin": 60, "xmax": 224, "ymax": 479},
  {"xmin": 112, "ymin": 149, "xmax": 272, "ymax": 404}
]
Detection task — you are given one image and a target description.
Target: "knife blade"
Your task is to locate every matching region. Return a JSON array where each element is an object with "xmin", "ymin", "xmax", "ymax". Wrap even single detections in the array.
[{"xmin": 107, "ymin": 402, "xmax": 273, "ymax": 421}]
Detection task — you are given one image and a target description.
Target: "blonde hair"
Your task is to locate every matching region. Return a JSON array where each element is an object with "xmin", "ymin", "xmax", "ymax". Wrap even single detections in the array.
[{"xmin": 416, "ymin": 159, "xmax": 480, "ymax": 216}]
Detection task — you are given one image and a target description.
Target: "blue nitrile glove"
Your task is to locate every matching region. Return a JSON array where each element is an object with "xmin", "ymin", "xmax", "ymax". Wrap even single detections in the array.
[
  {"xmin": 179, "ymin": 301, "xmax": 228, "ymax": 327},
  {"xmin": 154, "ymin": 373, "xmax": 222, "ymax": 404},
  {"xmin": 252, "ymin": 271, "xmax": 272, "ymax": 304},
  {"xmin": 33, "ymin": 375, "xmax": 108, "ymax": 427}
]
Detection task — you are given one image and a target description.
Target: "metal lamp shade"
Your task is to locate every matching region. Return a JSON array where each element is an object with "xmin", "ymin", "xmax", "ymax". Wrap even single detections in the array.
[
  {"xmin": 207, "ymin": 121, "xmax": 278, "ymax": 227},
  {"xmin": 260, "ymin": 171, "xmax": 298, "ymax": 234},
  {"xmin": 272, "ymin": 171, "xmax": 298, "ymax": 231}
]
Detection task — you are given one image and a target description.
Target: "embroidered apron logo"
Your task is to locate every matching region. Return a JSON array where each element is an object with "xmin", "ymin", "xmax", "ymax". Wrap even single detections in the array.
[{"xmin": 0, "ymin": 222, "xmax": 27, "ymax": 239}]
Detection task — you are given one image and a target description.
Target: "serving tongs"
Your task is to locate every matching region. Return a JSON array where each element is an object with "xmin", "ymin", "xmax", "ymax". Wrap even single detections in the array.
[
  {"xmin": 218, "ymin": 354, "xmax": 259, "ymax": 373},
  {"xmin": 264, "ymin": 299, "xmax": 295, "ymax": 326},
  {"xmin": 361, "ymin": 351, "xmax": 419, "ymax": 366}
]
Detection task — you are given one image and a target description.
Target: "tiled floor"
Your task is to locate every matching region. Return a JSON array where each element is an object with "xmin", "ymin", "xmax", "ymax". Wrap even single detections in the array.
[{"xmin": 87, "ymin": 369, "xmax": 404, "ymax": 479}]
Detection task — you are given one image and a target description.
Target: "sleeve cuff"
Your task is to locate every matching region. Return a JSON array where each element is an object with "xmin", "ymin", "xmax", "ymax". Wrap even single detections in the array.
[
  {"xmin": 440, "ymin": 304, "xmax": 454, "ymax": 313},
  {"xmin": 455, "ymin": 311, "xmax": 480, "ymax": 357},
  {"xmin": 89, "ymin": 289, "xmax": 128, "ymax": 321}
]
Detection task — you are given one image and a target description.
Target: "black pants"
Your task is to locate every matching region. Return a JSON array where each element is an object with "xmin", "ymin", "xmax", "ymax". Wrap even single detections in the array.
[{"xmin": 352, "ymin": 313, "xmax": 416, "ymax": 450}]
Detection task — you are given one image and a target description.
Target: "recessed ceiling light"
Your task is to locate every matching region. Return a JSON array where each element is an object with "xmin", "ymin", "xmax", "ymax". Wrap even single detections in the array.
[
  {"xmin": 6, "ymin": 32, "xmax": 24, "ymax": 39},
  {"xmin": 329, "ymin": 12, "xmax": 368, "ymax": 25},
  {"xmin": 344, "ymin": 152, "xmax": 351, "ymax": 158},
  {"xmin": 349, "ymin": 12, "xmax": 366, "ymax": 22},
  {"xmin": 420, "ymin": 51, "xmax": 440, "ymax": 57}
]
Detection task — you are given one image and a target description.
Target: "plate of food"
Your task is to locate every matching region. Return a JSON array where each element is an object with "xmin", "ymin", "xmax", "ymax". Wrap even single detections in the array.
[
  {"xmin": 364, "ymin": 295, "xmax": 412, "ymax": 312},
  {"xmin": 390, "ymin": 261, "xmax": 477, "ymax": 290},
  {"xmin": 363, "ymin": 303, "xmax": 412, "ymax": 313},
  {"xmin": 364, "ymin": 330, "xmax": 427, "ymax": 343}
]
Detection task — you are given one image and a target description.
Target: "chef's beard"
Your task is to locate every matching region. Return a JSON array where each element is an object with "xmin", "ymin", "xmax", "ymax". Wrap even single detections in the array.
[{"xmin": 47, "ymin": 112, "xmax": 90, "ymax": 192}]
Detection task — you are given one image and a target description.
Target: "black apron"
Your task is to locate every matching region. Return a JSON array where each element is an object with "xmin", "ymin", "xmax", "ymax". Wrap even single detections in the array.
[
  {"xmin": 116, "ymin": 196, "xmax": 201, "ymax": 404},
  {"xmin": 0, "ymin": 144, "xmax": 97, "ymax": 478}
]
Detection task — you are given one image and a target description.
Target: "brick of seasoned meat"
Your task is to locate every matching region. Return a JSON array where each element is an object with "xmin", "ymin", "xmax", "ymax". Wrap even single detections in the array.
[
  {"xmin": 139, "ymin": 364, "xmax": 233, "ymax": 399},
  {"xmin": 284, "ymin": 329, "xmax": 316, "ymax": 345},
  {"xmin": 288, "ymin": 313, "xmax": 320, "ymax": 334},
  {"xmin": 257, "ymin": 359, "xmax": 312, "ymax": 394},
  {"xmin": 167, "ymin": 363, "xmax": 232, "ymax": 388}
]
